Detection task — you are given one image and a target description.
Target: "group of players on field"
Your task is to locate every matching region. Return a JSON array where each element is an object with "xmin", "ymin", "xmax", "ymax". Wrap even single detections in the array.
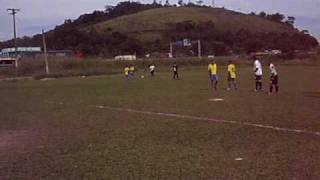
[
  {"xmin": 124, "ymin": 56, "xmax": 279, "ymax": 94},
  {"xmin": 208, "ymin": 56, "xmax": 279, "ymax": 94}
]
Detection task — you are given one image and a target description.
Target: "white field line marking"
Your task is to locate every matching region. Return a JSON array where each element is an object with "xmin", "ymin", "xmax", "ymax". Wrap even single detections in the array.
[
  {"xmin": 209, "ymin": 98, "xmax": 224, "ymax": 102},
  {"xmin": 46, "ymin": 101, "xmax": 320, "ymax": 137},
  {"xmin": 95, "ymin": 105, "xmax": 320, "ymax": 137}
]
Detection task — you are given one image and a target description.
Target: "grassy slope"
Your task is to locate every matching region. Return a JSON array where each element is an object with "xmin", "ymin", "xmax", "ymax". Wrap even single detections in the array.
[
  {"xmin": 92, "ymin": 7, "xmax": 295, "ymax": 42},
  {"xmin": 1, "ymin": 65, "xmax": 320, "ymax": 179}
]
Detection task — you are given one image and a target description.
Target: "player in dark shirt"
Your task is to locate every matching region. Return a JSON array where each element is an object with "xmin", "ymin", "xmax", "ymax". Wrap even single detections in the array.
[{"xmin": 172, "ymin": 62, "xmax": 180, "ymax": 80}]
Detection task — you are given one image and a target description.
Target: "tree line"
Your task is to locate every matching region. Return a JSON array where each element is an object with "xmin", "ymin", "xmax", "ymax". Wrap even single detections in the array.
[{"xmin": 165, "ymin": 21, "xmax": 318, "ymax": 56}]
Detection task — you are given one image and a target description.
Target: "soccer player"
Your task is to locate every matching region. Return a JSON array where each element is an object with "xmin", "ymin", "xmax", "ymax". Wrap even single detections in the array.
[
  {"xmin": 227, "ymin": 60, "xmax": 237, "ymax": 90},
  {"xmin": 172, "ymin": 62, "xmax": 180, "ymax": 80},
  {"xmin": 268, "ymin": 62, "xmax": 279, "ymax": 94},
  {"xmin": 253, "ymin": 56, "xmax": 263, "ymax": 92},
  {"xmin": 208, "ymin": 60, "xmax": 218, "ymax": 90},
  {"xmin": 129, "ymin": 64, "xmax": 135, "ymax": 78},
  {"xmin": 124, "ymin": 65, "xmax": 130, "ymax": 80},
  {"xmin": 149, "ymin": 64, "xmax": 155, "ymax": 77}
]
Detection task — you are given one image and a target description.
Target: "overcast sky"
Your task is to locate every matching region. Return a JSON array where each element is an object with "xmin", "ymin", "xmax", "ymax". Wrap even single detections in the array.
[{"xmin": 1, "ymin": 0, "xmax": 320, "ymax": 41}]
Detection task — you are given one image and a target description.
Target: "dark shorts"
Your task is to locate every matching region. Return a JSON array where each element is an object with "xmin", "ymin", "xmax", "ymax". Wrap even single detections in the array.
[
  {"xmin": 228, "ymin": 75, "xmax": 236, "ymax": 81},
  {"xmin": 210, "ymin": 74, "xmax": 218, "ymax": 81},
  {"xmin": 255, "ymin": 75, "xmax": 262, "ymax": 81},
  {"xmin": 270, "ymin": 75, "xmax": 278, "ymax": 85}
]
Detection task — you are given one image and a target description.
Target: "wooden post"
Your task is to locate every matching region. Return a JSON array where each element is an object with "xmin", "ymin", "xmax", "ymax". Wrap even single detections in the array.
[
  {"xmin": 42, "ymin": 29, "xmax": 49, "ymax": 74},
  {"xmin": 170, "ymin": 42, "xmax": 173, "ymax": 58},
  {"xmin": 198, "ymin": 40, "xmax": 201, "ymax": 59}
]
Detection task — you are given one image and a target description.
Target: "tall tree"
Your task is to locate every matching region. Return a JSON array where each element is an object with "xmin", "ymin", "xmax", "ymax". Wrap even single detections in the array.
[
  {"xmin": 267, "ymin": 13, "xmax": 285, "ymax": 23},
  {"xmin": 165, "ymin": 0, "xmax": 170, "ymax": 6},
  {"xmin": 105, "ymin": 5, "xmax": 114, "ymax": 14},
  {"xmin": 178, "ymin": 0, "xmax": 184, "ymax": 6},
  {"xmin": 259, "ymin": 11, "xmax": 266, "ymax": 18},
  {"xmin": 285, "ymin": 16, "xmax": 295, "ymax": 26},
  {"xmin": 196, "ymin": 0, "xmax": 203, "ymax": 6}
]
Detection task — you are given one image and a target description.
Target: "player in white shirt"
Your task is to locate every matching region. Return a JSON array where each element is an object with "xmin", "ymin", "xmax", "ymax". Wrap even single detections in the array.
[
  {"xmin": 253, "ymin": 56, "xmax": 263, "ymax": 92},
  {"xmin": 268, "ymin": 62, "xmax": 279, "ymax": 94},
  {"xmin": 172, "ymin": 62, "xmax": 180, "ymax": 80},
  {"xmin": 149, "ymin": 64, "xmax": 155, "ymax": 77}
]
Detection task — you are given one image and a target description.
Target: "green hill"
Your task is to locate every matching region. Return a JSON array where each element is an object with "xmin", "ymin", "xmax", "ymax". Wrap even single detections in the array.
[
  {"xmin": 91, "ymin": 7, "xmax": 296, "ymax": 43},
  {"xmin": 1, "ymin": 4, "xmax": 317, "ymax": 57}
]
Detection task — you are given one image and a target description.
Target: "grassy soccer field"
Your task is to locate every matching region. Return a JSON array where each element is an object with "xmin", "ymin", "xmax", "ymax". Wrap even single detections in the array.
[{"xmin": 1, "ymin": 64, "xmax": 320, "ymax": 179}]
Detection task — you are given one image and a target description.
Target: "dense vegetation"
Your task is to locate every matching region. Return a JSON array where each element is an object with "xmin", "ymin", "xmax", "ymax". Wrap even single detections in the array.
[
  {"xmin": 0, "ymin": 1, "xmax": 318, "ymax": 57},
  {"xmin": 166, "ymin": 20, "xmax": 318, "ymax": 55}
]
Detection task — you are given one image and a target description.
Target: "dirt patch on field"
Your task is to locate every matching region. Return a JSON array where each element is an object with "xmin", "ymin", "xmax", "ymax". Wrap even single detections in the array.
[
  {"xmin": 0, "ymin": 129, "xmax": 41, "ymax": 154},
  {"xmin": 304, "ymin": 91, "xmax": 320, "ymax": 98},
  {"xmin": 0, "ymin": 120, "xmax": 102, "ymax": 179},
  {"xmin": 0, "ymin": 128, "xmax": 60, "ymax": 179}
]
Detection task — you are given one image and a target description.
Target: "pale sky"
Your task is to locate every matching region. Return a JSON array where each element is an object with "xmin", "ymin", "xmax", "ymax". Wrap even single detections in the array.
[{"xmin": 0, "ymin": 0, "xmax": 320, "ymax": 41}]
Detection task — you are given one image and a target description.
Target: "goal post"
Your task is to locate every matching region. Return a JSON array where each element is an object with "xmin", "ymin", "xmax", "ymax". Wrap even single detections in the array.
[{"xmin": 169, "ymin": 39, "xmax": 202, "ymax": 59}]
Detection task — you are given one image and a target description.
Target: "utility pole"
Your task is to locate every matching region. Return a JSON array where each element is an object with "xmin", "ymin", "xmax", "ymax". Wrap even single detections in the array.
[
  {"xmin": 170, "ymin": 42, "xmax": 173, "ymax": 58},
  {"xmin": 7, "ymin": 8, "xmax": 20, "ymax": 68},
  {"xmin": 42, "ymin": 29, "xmax": 50, "ymax": 74},
  {"xmin": 198, "ymin": 40, "xmax": 201, "ymax": 59}
]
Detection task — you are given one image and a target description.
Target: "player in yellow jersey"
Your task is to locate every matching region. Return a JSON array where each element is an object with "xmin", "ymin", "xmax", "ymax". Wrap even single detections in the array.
[
  {"xmin": 129, "ymin": 64, "xmax": 135, "ymax": 78},
  {"xmin": 227, "ymin": 60, "xmax": 237, "ymax": 90},
  {"xmin": 124, "ymin": 65, "xmax": 130, "ymax": 80},
  {"xmin": 208, "ymin": 60, "xmax": 218, "ymax": 90}
]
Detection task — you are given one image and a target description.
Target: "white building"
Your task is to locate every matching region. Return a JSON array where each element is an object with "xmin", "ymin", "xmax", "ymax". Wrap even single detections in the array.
[
  {"xmin": 0, "ymin": 47, "xmax": 41, "ymax": 57},
  {"xmin": 114, "ymin": 55, "xmax": 137, "ymax": 61}
]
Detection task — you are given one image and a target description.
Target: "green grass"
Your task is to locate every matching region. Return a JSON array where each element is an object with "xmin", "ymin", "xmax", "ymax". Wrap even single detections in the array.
[
  {"xmin": 92, "ymin": 7, "xmax": 295, "ymax": 42},
  {"xmin": 1, "ymin": 64, "xmax": 320, "ymax": 179},
  {"xmin": 1, "ymin": 56, "xmax": 243, "ymax": 78}
]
